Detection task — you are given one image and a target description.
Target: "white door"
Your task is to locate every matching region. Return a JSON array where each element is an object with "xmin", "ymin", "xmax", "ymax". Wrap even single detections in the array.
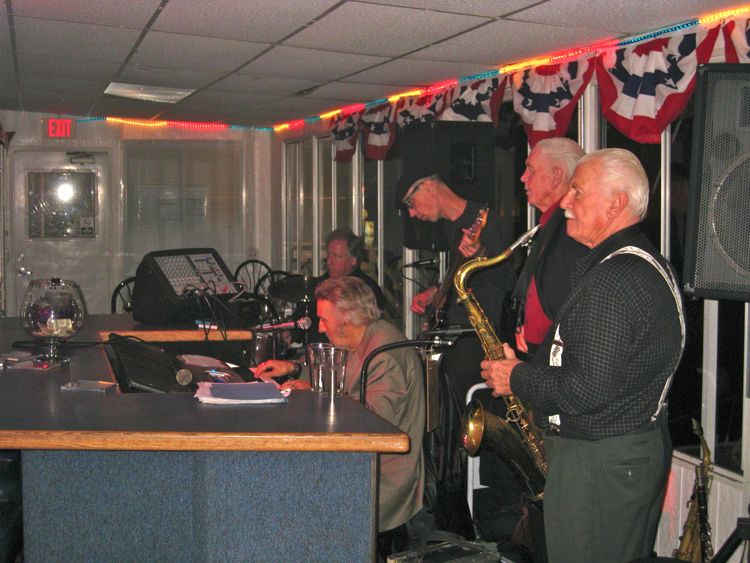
[{"xmin": 8, "ymin": 150, "xmax": 111, "ymax": 316}]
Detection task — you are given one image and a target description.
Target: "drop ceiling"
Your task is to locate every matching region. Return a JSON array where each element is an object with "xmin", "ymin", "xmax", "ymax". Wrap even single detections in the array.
[{"xmin": 0, "ymin": 0, "xmax": 741, "ymax": 128}]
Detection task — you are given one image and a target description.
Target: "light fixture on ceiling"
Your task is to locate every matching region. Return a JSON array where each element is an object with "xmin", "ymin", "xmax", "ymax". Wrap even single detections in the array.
[{"xmin": 104, "ymin": 82, "xmax": 195, "ymax": 104}]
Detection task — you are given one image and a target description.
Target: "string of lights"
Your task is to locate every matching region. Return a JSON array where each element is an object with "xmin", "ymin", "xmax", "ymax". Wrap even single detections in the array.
[{"xmin": 75, "ymin": 4, "xmax": 750, "ymax": 133}]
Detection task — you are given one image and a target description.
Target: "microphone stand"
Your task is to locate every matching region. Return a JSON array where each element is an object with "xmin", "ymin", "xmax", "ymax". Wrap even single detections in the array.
[{"xmin": 358, "ymin": 333, "xmax": 465, "ymax": 406}]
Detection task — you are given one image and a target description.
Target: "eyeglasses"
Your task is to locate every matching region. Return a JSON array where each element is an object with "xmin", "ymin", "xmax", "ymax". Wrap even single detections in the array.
[{"xmin": 402, "ymin": 177, "xmax": 428, "ymax": 209}]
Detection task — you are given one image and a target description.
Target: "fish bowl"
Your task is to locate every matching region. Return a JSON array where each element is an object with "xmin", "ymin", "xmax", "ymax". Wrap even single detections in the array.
[{"xmin": 19, "ymin": 278, "xmax": 85, "ymax": 364}]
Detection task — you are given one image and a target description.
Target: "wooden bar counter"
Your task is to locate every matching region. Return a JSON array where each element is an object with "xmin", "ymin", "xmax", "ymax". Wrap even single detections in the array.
[{"xmin": 0, "ymin": 315, "xmax": 408, "ymax": 561}]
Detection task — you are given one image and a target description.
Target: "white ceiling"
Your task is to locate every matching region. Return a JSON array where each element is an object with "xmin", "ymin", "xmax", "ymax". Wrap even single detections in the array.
[{"xmin": 0, "ymin": 0, "xmax": 742, "ymax": 128}]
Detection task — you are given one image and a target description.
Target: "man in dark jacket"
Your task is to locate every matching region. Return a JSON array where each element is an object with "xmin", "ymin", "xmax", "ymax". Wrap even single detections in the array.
[{"xmin": 482, "ymin": 149, "xmax": 685, "ymax": 563}]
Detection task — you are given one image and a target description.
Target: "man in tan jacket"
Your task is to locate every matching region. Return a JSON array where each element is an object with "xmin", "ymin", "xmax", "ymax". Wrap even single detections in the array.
[{"xmin": 258, "ymin": 276, "xmax": 425, "ymax": 558}]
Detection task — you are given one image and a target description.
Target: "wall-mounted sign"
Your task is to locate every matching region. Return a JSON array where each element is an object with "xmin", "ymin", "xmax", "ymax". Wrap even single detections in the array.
[{"xmin": 43, "ymin": 118, "xmax": 76, "ymax": 139}]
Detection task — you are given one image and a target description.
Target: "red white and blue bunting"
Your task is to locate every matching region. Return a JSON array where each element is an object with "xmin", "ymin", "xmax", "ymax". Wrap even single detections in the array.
[
  {"xmin": 329, "ymin": 15, "xmax": 750, "ymax": 161},
  {"xmin": 331, "ymin": 109, "xmax": 363, "ymax": 163},
  {"xmin": 512, "ymin": 58, "xmax": 594, "ymax": 147},
  {"xmin": 596, "ymin": 25, "xmax": 720, "ymax": 143},
  {"xmin": 440, "ymin": 76, "xmax": 507, "ymax": 125},
  {"xmin": 723, "ymin": 16, "xmax": 750, "ymax": 63}
]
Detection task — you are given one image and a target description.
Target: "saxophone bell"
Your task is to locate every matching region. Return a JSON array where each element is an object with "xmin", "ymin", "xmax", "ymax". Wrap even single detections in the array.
[{"xmin": 462, "ymin": 399, "xmax": 546, "ymax": 501}]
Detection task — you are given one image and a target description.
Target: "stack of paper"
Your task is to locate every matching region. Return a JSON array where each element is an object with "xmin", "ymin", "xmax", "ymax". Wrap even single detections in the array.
[{"xmin": 195, "ymin": 382, "xmax": 289, "ymax": 404}]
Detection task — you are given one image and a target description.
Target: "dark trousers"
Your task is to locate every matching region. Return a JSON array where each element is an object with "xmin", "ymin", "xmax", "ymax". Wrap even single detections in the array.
[
  {"xmin": 543, "ymin": 416, "xmax": 671, "ymax": 563},
  {"xmin": 377, "ymin": 523, "xmax": 409, "ymax": 561}
]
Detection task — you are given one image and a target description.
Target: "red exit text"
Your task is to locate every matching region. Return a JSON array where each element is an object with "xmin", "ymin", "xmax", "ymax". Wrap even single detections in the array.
[{"xmin": 43, "ymin": 118, "xmax": 75, "ymax": 139}]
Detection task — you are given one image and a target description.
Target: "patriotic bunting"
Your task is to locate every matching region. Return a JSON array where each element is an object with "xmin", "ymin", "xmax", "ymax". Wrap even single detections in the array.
[
  {"xmin": 596, "ymin": 25, "xmax": 720, "ymax": 143},
  {"xmin": 328, "ymin": 19, "xmax": 744, "ymax": 161},
  {"xmin": 723, "ymin": 17, "xmax": 750, "ymax": 63},
  {"xmin": 440, "ymin": 76, "xmax": 506, "ymax": 125},
  {"xmin": 394, "ymin": 89, "xmax": 452, "ymax": 129},
  {"xmin": 512, "ymin": 59, "xmax": 594, "ymax": 147},
  {"xmin": 332, "ymin": 111, "xmax": 362, "ymax": 162},
  {"xmin": 361, "ymin": 103, "xmax": 398, "ymax": 160}
]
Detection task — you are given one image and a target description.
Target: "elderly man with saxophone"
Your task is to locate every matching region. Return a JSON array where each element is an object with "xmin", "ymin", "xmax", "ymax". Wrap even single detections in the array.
[
  {"xmin": 480, "ymin": 148, "xmax": 686, "ymax": 563},
  {"xmin": 511, "ymin": 137, "xmax": 589, "ymax": 361}
]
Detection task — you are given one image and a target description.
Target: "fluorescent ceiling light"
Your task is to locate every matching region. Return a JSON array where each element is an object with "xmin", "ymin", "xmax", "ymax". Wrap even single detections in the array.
[{"xmin": 104, "ymin": 82, "xmax": 195, "ymax": 104}]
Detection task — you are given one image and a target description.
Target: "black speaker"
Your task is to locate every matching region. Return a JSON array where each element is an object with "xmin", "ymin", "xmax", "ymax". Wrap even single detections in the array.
[
  {"xmin": 683, "ymin": 64, "xmax": 750, "ymax": 301},
  {"xmin": 132, "ymin": 248, "xmax": 238, "ymax": 325},
  {"xmin": 395, "ymin": 121, "xmax": 496, "ymax": 250}
]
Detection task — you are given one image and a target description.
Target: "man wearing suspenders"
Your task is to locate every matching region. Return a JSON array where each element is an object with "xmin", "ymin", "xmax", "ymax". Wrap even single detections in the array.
[{"xmin": 480, "ymin": 149, "xmax": 686, "ymax": 563}]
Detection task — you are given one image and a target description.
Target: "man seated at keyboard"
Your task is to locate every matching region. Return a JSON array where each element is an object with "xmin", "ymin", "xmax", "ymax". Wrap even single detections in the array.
[{"xmin": 255, "ymin": 276, "xmax": 425, "ymax": 559}]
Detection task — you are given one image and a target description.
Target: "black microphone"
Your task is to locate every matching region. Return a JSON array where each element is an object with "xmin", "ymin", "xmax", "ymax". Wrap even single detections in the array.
[
  {"xmin": 403, "ymin": 258, "xmax": 439, "ymax": 268},
  {"xmin": 253, "ymin": 317, "xmax": 312, "ymax": 331},
  {"xmin": 418, "ymin": 326, "xmax": 475, "ymax": 338}
]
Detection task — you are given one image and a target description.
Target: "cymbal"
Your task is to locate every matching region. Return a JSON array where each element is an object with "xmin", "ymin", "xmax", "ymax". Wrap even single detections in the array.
[{"xmin": 268, "ymin": 275, "xmax": 317, "ymax": 302}]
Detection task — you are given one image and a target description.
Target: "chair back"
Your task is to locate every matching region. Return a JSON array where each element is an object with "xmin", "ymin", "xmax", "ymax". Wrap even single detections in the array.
[
  {"xmin": 234, "ymin": 259, "xmax": 270, "ymax": 295},
  {"xmin": 111, "ymin": 276, "xmax": 136, "ymax": 314},
  {"xmin": 255, "ymin": 270, "xmax": 291, "ymax": 318}
]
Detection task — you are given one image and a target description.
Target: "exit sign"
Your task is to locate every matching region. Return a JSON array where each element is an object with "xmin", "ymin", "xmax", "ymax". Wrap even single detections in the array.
[{"xmin": 43, "ymin": 118, "xmax": 76, "ymax": 139}]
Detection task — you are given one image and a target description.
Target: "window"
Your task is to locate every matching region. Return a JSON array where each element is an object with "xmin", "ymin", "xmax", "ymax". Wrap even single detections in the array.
[
  {"xmin": 123, "ymin": 141, "xmax": 243, "ymax": 277},
  {"xmin": 27, "ymin": 171, "xmax": 96, "ymax": 238}
]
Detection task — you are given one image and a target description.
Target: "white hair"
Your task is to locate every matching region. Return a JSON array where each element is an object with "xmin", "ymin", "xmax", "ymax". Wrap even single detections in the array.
[
  {"xmin": 534, "ymin": 138, "xmax": 585, "ymax": 182},
  {"xmin": 577, "ymin": 148, "xmax": 649, "ymax": 220}
]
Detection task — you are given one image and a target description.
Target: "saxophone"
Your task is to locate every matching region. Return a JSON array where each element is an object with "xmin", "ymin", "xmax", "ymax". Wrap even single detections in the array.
[
  {"xmin": 673, "ymin": 418, "xmax": 714, "ymax": 562},
  {"xmin": 456, "ymin": 225, "xmax": 547, "ymax": 500}
]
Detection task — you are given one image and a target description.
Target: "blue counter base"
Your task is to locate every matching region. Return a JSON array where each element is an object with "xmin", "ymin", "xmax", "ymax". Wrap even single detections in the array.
[{"xmin": 23, "ymin": 450, "xmax": 375, "ymax": 561}]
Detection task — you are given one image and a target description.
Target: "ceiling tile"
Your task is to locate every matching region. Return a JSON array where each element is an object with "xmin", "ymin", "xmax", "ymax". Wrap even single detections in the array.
[
  {"xmin": 346, "ymin": 58, "xmax": 495, "ymax": 86},
  {"xmin": 0, "ymin": 23, "xmax": 13, "ymax": 72},
  {"xmin": 284, "ymin": 2, "xmax": 491, "ymax": 57},
  {"xmin": 88, "ymin": 96, "xmax": 172, "ymax": 117},
  {"xmin": 511, "ymin": 0, "xmax": 742, "ymax": 34},
  {"xmin": 152, "ymin": 0, "xmax": 342, "ymax": 42},
  {"xmin": 242, "ymin": 46, "xmax": 389, "ymax": 82},
  {"xmin": 119, "ymin": 64, "xmax": 225, "ymax": 90},
  {"xmin": 0, "ymin": 96, "xmax": 21, "ymax": 111},
  {"xmin": 130, "ymin": 31, "xmax": 270, "ymax": 73},
  {"xmin": 180, "ymin": 89, "xmax": 276, "ymax": 107},
  {"xmin": 18, "ymin": 54, "xmax": 121, "ymax": 82},
  {"xmin": 20, "ymin": 74, "xmax": 109, "ymax": 95},
  {"xmin": 363, "ymin": 0, "xmax": 540, "ymax": 18},
  {"xmin": 10, "ymin": 0, "xmax": 161, "ymax": 28},
  {"xmin": 410, "ymin": 19, "xmax": 609, "ymax": 66},
  {"xmin": 14, "ymin": 17, "xmax": 141, "ymax": 62},
  {"xmin": 251, "ymin": 96, "xmax": 352, "ymax": 122},
  {"xmin": 208, "ymin": 75, "xmax": 318, "ymax": 96},
  {"xmin": 158, "ymin": 104, "xmax": 241, "ymax": 122},
  {"xmin": 20, "ymin": 89, "xmax": 98, "ymax": 116},
  {"xmin": 0, "ymin": 71, "xmax": 18, "ymax": 98},
  {"xmin": 306, "ymin": 81, "xmax": 403, "ymax": 102}
]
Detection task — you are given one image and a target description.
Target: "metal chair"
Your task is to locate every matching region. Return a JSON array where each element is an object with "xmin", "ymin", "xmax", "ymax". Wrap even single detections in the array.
[
  {"xmin": 234, "ymin": 259, "xmax": 270, "ymax": 295},
  {"xmin": 255, "ymin": 270, "xmax": 291, "ymax": 319},
  {"xmin": 254, "ymin": 270, "xmax": 289, "ymax": 297},
  {"xmin": 110, "ymin": 276, "xmax": 136, "ymax": 314}
]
